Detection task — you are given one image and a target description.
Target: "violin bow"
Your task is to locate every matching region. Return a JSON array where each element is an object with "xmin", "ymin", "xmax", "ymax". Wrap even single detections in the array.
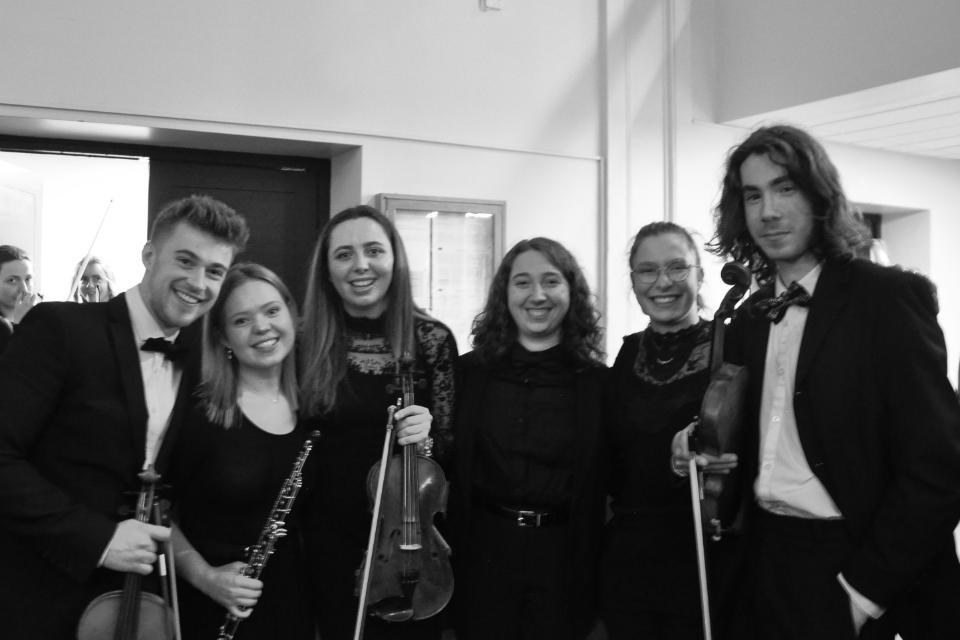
[
  {"xmin": 353, "ymin": 402, "xmax": 399, "ymax": 640},
  {"xmin": 689, "ymin": 459, "xmax": 714, "ymax": 640}
]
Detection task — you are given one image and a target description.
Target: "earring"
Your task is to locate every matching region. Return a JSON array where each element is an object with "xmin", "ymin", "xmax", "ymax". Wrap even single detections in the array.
[{"xmin": 226, "ymin": 347, "xmax": 233, "ymax": 360}]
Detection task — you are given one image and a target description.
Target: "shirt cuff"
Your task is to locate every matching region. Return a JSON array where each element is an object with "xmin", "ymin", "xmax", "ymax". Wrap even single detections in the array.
[{"xmin": 837, "ymin": 573, "xmax": 885, "ymax": 619}]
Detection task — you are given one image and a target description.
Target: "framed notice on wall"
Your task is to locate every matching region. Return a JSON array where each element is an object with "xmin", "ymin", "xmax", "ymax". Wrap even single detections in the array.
[{"xmin": 375, "ymin": 194, "xmax": 505, "ymax": 352}]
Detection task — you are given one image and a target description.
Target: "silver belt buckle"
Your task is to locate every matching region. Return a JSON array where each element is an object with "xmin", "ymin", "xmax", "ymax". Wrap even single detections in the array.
[{"xmin": 516, "ymin": 509, "xmax": 541, "ymax": 527}]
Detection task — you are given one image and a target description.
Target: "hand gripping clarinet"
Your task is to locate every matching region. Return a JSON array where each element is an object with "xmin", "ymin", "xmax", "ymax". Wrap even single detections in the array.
[{"xmin": 216, "ymin": 430, "xmax": 321, "ymax": 640}]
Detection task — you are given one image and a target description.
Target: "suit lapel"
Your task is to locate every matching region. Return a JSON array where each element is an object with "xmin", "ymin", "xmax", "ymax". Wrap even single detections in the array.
[
  {"xmin": 796, "ymin": 262, "xmax": 850, "ymax": 385},
  {"xmin": 743, "ymin": 287, "xmax": 774, "ymax": 378},
  {"xmin": 107, "ymin": 294, "xmax": 148, "ymax": 466},
  {"xmin": 155, "ymin": 323, "xmax": 201, "ymax": 474}
]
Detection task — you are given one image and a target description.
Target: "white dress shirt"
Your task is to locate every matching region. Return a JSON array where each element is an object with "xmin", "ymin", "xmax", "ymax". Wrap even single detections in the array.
[
  {"xmin": 754, "ymin": 264, "xmax": 883, "ymax": 619},
  {"xmin": 754, "ymin": 263, "xmax": 842, "ymax": 519},
  {"xmin": 125, "ymin": 285, "xmax": 182, "ymax": 468}
]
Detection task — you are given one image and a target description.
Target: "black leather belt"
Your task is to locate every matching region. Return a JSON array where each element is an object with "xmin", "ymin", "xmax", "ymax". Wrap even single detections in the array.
[{"xmin": 477, "ymin": 498, "xmax": 570, "ymax": 528}]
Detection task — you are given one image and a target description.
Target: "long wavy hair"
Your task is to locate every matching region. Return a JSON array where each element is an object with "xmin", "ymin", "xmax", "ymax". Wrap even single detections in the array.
[
  {"xmin": 708, "ymin": 125, "xmax": 869, "ymax": 285},
  {"xmin": 199, "ymin": 263, "xmax": 299, "ymax": 428},
  {"xmin": 471, "ymin": 237, "xmax": 604, "ymax": 367},
  {"xmin": 299, "ymin": 205, "xmax": 432, "ymax": 416}
]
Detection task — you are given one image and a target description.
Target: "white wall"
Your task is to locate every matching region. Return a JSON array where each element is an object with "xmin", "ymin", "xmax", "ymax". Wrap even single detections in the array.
[
  {"xmin": 714, "ymin": 0, "xmax": 960, "ymax": 121},
  {"xmin": 601, "ymin": 0, "xmax": 960, "ymax": 387},
  {"xmin": 0, "ymin": 0, "xmax": 600, "ymax": 157},
  {"xmin": 0, "ymin": 152, "xmax": 149, "ymax": 299},
  {"xmin": 0, "ymin": 0, "xmax": 605, "ymax": 357}
]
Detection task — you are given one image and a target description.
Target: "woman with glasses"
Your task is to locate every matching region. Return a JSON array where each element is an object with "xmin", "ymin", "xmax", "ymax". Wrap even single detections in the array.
[
  {"xmin": 69, "ymin": 256, "xmax": 118, "ymax": 303},
  {"xmin": 600, "ymin": 222, "xmax": 737, "ymax": 639}
]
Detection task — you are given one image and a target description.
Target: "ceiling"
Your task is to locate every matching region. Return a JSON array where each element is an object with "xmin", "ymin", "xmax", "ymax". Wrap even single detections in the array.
[{"xmin": 725, "ymin": 68, "xmax": 960, "ymax": 162}]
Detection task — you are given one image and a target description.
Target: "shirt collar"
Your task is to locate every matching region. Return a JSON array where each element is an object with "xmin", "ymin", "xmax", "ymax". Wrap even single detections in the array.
[
  {"xmin": 776, "ymin": 262, "xmax": 823, "ymax": 297},
  {"xmin": 125, "ymin": 285, "xmax": 180, "ymax": 344}
]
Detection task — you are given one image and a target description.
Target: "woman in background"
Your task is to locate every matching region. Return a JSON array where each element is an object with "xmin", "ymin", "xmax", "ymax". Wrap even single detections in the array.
[
  {"xmin": 453, "ymin": 237, "xmax": 607, "ymax": 640},
  {"xmin": 171, "ymin": 262, "xmax": 314, "ymax": 640},
  {"xmin": 299, "ymin": 205, "xmax": 456, "ymax": 640},
  {"xmin": 600, "ymin": 222, "xmax": 739, "ymax": 639},
  {"xmin": 0, "ymin": 245, "xmax": 38, "ymax": 353},
  {"xmin": 70, "ymin": 256, "xmax": 117, "ymax": 303}
]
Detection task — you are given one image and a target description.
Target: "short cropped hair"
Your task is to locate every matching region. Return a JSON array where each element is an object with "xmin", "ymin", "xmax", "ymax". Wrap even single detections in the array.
[{"xmin": 150, "ymin": 195, "xmax": 250, "ymax": 256}]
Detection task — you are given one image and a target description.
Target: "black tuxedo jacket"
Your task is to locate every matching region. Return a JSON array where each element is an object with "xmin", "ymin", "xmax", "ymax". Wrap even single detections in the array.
[
  {"xmin": 0, "ymin": 294, "xmax": 199, "ymax": 638},
  {"xmin": 0, "ymin": 315, "xmax": 12, "ymax": 354},
  {"xmin": 728, "ymin": 258, "xmax": 960, "ymax": 614}
]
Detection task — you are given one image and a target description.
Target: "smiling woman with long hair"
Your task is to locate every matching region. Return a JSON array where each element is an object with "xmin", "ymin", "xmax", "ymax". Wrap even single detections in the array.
[
  {"xmin": 452, "ymin": 237, "xmax": 606, "ymax": 640},
  {"xmin": 299, "ymin": 205, "xmax": 457, "ymax": 640},
  {"xmin": 169, "ymin": 262, "xmax": 314, "ymax": 640}
]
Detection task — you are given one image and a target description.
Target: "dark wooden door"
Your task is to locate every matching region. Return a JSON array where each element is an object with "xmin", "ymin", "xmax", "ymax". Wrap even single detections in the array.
[{"xmin": 148, "ymin": 154, "xmax": 330, "ymax": 304}]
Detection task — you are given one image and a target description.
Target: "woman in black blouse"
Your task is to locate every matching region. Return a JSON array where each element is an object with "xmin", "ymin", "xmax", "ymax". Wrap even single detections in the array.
[
  {"xmin": 453, "ymin": 237, "xmax": 607, "ymax": 640},
  {"xmin": 172, "ymin": 262, "xmax": 314, "ymax": 640},
  {"xmin": 299, "ymin": 205, "xmax": 457, "ymax": 640},
  {"xmin": 600, "ymin": 221, "xmax": 739, "ymax": 639}
]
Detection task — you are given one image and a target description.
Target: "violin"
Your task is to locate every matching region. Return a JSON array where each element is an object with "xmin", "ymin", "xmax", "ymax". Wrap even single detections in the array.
[
  {"xmin": 692, "ymin": 261, "xmax": 751, "ymax": 540},
  {"xmin": 686, "ymin": 261, "xmax": 750, "ymax": 640},
  {"xmin": 76, "ymin": 466, "xmax": 181, "ymax": 640},
  {"xmin": 353, "ymin": 357, "xmax": 453, "ymax": 639}
]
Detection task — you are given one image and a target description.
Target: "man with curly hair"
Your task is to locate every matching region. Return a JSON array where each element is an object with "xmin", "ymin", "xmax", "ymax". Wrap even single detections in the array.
[{"xmin": 704, "ymin": 125, "xmax": 960, "ymax": 639}]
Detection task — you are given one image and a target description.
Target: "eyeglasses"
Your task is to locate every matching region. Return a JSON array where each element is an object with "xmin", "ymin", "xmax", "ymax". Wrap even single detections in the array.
[{"xmin": 630, "ymin": 262, "xmax": 700, "ymax": 285}]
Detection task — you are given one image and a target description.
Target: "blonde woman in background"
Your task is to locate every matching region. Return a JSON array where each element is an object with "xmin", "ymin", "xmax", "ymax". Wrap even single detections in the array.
[{"xmin": 70, "ymin": 256, "xmax": 117, "ymax": 303}]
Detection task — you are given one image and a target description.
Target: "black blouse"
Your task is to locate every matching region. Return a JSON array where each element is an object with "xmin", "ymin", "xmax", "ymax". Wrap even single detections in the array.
[{"xmin": 472, "ymin": 343, "xmax": 578, "ymax": 509}]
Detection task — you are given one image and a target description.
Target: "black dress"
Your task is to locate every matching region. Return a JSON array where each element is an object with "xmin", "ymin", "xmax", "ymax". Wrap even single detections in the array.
[
  {"xmin": 452, "ymin": 345, "xmax": 608, "ymax": 640},
  {"xmin": 305, "ymin": 313, "xmax": 457, "ymax": 640},
  {"xmin": 601, "ymin": 319, "xmax": 738, "ymax": 639},
  {"xmin": 172, "ymin": 404, "xmax": 315, "ymax": 640}
]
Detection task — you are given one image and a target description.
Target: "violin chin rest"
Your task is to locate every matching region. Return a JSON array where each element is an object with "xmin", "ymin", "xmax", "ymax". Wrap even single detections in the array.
[{"xmin": 371, "ymin": 597, "xmax": 415, "ymax": 622}]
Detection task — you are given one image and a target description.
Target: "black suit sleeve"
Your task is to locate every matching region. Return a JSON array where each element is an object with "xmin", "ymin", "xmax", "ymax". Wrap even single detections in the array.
[
  {"xmin": 842, "ymin": 272, "xmax": 960, "ymax": 605},
  {"xmin": 0, "ymin": 304, "xmax": 116, "ymax": 581}
]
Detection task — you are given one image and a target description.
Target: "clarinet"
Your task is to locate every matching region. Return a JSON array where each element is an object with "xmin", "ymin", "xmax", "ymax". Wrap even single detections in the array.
[{"xmin": 216, "ymin": 429, "xmax": 321, "ymax": 640}]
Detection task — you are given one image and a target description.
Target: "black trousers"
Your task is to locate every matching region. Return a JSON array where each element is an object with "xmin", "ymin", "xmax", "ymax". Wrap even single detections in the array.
[
  {"xmin": 455, "ymin": 510, "xmax": 578, "ymax": 640},
  {"xmin": 754, "ymin": 510, "xmax": 895, "ymax": 640}
]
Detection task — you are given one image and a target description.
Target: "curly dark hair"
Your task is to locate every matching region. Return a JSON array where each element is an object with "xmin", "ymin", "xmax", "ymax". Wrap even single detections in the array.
[
  {"xmin": 708, "ymin": 125, "xmax": 869, "ymax": 285},
  {"xmin": 470, "ymin": 237, "xmax": 604, "ymax": 367}
]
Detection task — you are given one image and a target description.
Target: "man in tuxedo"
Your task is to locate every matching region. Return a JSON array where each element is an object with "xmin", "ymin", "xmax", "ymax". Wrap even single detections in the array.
[
  {"xmin": 709, "ymin": 125, "xmax": 960, "ymax": 639},
  {"xmin": 0, "ymin": 195, "xmax": 249, "ymax": 638}
]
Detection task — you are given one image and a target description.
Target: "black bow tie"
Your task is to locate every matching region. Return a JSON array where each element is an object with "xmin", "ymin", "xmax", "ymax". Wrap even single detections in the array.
[
  {"xmin": 755, "ymin": 282, "xmax": 812, "ymax": 324},
  {"xmin": 141, "ymin": 337, "xmax": 185, "ymax": 362}
]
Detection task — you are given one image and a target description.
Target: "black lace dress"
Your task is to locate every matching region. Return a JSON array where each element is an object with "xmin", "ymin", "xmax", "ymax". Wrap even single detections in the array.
[
  {"xmin": 172, "ymin": 404, "xmax": 315, "ymax": 640},
  {"xmin": 305, "ymin": 313, "xmax": 457, "ymax": 640},
  {"xmin": 601, "ymin": 319, "xmax": 720, "ymax": 638}
]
